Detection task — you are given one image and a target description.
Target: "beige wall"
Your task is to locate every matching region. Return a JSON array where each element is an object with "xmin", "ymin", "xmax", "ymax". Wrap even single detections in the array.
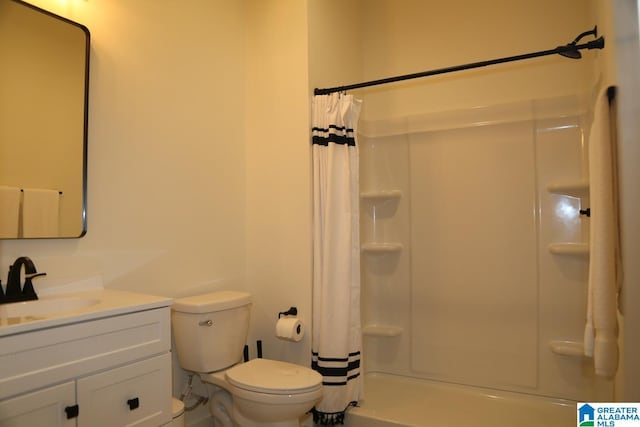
[
  {"xmin": 244, "ymin": 0, "xmax": 312, "ymax": 366},
  {"xmin": 308, "ymin": 0, "xmax": 363, "ymax": 91},
  {"xmin": 0, "ymin": 0, "xmax": 248, "ymax": 307},
  {"xmin": 356, "ymin": 0, "xmax": 597, "ymax": 120},
  {"xmin": 243, "ymin": 0, "xmax": 364, "ymax": 368}
]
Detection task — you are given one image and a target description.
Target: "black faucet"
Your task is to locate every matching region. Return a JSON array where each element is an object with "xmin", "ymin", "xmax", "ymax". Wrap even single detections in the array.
[{"xmin": 1, "ymin": 257, "xmax": 46, "ymax": 304}]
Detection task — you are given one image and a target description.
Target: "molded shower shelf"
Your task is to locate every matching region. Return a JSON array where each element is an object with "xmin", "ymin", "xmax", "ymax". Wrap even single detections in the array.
[
  {"xmin": 548, "ymin": 243, "xmax": 589, "ymax": 256},
  {"xmin": 548, "ymin": 340, "xmax": 588, "ymax": 358},
  {"xmin": 546, "ymin": 181, "xmax": 589, "ymax": 197},
  {"xmin": 361, "ymin": 243, "xmax": 403, "ymax": 254},
  {"xmin": 362, "ymin": 325, "xmax": 403, "ymax": 337},
  {"xmin": 360, "ymin": 190, "xmax": 402, "ymax": 202}
]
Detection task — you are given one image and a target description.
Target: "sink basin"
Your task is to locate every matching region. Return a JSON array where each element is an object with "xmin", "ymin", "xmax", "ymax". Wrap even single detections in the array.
[
  {"xmin": 0, "ymin": 296, "xmax": 100, "ymax": 319},
  {"xmin": 0, "ymin": 288, "xmax": 172, "ymax": 336}
]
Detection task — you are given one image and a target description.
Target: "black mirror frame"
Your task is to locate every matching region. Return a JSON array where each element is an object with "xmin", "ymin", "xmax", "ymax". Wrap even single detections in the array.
[{"xmin": 9, "ymin": 0, "xmax": 90, "ymax": 238}]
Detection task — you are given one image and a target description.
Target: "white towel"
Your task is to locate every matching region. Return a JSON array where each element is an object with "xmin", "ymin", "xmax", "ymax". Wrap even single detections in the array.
[
  {"xmin": 0, "ymin": 186, "xmax": 21, "ymax": 238},
  {"xmin": 22, "ymin": 188, "xmax": 60, "ymax": 238},
  {"xmin": 584, "ymin": 86, "xmax": 620, "ymax": 379}
]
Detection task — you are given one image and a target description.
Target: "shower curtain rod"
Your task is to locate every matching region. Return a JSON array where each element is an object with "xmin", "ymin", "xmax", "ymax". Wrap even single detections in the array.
[{"xmin": 314, "ymin": 27, "xmax": 605, "ymax": 96}]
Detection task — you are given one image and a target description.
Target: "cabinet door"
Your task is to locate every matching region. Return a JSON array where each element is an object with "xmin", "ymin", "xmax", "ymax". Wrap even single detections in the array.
[
  {"xmin": 0, "ymin": 381, "xmax": 76, "ymax": 427},
  {"xmin": 77, "ymin": 353, "xmax": 171, "ymax": 427}
]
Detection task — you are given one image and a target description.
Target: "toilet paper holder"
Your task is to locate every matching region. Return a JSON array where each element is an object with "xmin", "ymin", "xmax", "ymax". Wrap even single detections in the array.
[{"xmin": 278, "ymin": 306, "xmax": 298, "ymax": 318}]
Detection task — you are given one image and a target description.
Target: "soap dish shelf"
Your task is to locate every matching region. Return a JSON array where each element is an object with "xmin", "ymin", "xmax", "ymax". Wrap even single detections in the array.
[
  {"xmin": 548, "ymin": 340, "xmax": 589, "ymax": 358},
  {"xmin": 360, "ymin": 190, "xmax": 402, "ymax": 202},
  {"xmin": 363, "ymin": 325, "xmax": 403, "ymax": 337},
  {"xmin": 548, "ymin": 243, "xmax": 589, "ymax": 256},
  {"xmin": 546, "ymin": 181, "xmax": 589, "ymax": 197},
  {"xmin": 362, "ymin": 243, "xmax": 403, "ymax": 254}
]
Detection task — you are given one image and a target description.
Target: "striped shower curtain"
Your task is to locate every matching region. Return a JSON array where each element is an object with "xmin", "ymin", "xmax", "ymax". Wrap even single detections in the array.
[{"xmin": 311, "ymin": 93, "xmax": 363, "ymax": 425}]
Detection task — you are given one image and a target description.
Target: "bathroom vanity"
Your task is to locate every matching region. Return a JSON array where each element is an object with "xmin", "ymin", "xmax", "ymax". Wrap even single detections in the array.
[{"xmin": 0, "ymin": 289, "xmax": 173, "ymax": 426}]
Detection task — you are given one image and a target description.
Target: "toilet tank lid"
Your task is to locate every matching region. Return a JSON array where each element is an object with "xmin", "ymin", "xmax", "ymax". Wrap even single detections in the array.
[{"xmin": 172, "ymin": 291, "xmax": 251, "ymax": 313}]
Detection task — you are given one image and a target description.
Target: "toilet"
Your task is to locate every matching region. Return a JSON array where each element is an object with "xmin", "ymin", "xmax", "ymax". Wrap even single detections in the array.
[{"xmin": 171, "ymin": 291, "xmax": 322, "ymax": 427}]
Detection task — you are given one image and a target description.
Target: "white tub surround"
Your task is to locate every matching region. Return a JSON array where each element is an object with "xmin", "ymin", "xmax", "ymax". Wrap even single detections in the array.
[{"xmin": 359, "ymin": 96, "xmax": 613, "ymax": 412}]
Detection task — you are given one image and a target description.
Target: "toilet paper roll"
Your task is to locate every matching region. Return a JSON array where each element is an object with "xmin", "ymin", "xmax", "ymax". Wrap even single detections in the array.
[{"xmin": 276, "ymin": 317, "xmax": 304, "ymax": 342}]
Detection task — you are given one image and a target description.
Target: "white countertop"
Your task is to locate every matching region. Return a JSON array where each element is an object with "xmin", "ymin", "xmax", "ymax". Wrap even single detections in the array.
[{"xmin": 0, "ymin": 288, "xmax": 172, "ymax": 337}]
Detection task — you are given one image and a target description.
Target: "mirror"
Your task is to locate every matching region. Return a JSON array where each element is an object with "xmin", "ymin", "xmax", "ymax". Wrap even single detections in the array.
[{"xmin": 0, "ymin": 0, "xmax": 89, "ymax": 238}]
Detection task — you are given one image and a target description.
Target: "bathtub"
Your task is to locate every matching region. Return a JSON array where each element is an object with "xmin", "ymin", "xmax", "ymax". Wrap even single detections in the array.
[{"xmin": 344, "ymin": 373, "xmax": 576, "ymax": 427}]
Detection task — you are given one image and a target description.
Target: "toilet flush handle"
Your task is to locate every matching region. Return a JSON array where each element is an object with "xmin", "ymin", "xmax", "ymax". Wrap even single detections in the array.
[{"xmin": 199, "ymin": 319, "xmax": 213, "ymax": 327}]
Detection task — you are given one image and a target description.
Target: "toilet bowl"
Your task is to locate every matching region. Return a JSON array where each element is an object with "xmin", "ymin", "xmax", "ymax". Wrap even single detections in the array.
[
  {"xmin": 171, "ymin": 291, "xmax": 323, "ymax": 427},
  {"xmin": 203, "ymin": 358, "xmax": 322, "ymax": 427}
]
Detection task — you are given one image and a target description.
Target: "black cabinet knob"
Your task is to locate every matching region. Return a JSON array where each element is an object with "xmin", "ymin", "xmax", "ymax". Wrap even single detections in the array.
[
  {"xmin": 127, "ymin": 397, "xmax": 140, "ymax": 410},
  {"xmin": 65, "ymin": 404, "xmax": 79, "ymax": 419}
]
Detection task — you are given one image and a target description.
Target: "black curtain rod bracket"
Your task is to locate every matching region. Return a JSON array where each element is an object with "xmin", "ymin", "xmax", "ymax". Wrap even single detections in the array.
[{"xmin": 314, "ymin": 27, "xmax": 604, "ymax": 96}]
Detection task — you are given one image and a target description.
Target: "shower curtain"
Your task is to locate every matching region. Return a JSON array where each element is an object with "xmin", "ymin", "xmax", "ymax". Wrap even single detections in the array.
[{"xmin": 311, "ymin": 93, "xmax": 362, "ymax": 425}]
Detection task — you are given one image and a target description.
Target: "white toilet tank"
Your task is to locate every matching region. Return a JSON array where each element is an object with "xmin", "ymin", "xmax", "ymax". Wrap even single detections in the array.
[{"xmin": 172, "ymin": 291, "xmax": 252, "ymax": 373}]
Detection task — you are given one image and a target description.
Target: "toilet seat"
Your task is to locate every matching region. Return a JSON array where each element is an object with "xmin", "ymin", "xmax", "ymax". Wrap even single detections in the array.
[{"xmin": 225, "ymin": 358, "xmax": 322, "ymax": 395}]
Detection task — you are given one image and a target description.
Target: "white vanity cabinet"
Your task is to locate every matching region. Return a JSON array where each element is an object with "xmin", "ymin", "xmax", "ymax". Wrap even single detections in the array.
[
  {"xmin": 0, "ymin": 382, "xmax": 75, "ymax": 427},
  {"xmin": 0, "ymin": 290, "xmax": 173, "ymax": 427},
  {"xmin": 0, "ymin": 355, "xmax": 170, "ymax": 427},
  {"xmin": 76, "ymin": 353, "xmax": 170, "ymax": 427}
]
